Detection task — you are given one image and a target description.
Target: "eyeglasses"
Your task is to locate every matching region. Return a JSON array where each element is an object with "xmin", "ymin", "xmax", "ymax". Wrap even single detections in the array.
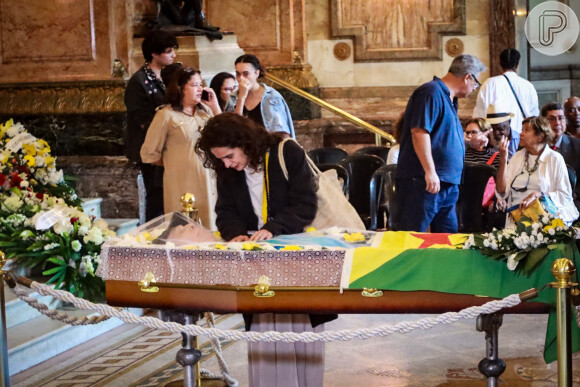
[
  {"xmin": 470, "ymin": 74, "xmax": 481, "ymax": 90},
  {"xmin": 222, "ymin": 86, "xmax": 237, "ymax": 92},
  {"xmin": 547, "ymin": 115, "xmax": 566, "ymax": 123},
  {"xmin": 510, "ymin": 170, "xmax": 530, "ymax": 192}
]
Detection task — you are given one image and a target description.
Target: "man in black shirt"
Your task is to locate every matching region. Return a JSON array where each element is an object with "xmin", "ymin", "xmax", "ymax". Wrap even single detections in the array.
[{"xmin": 125, "ymin": 30, "xmax": 178, "ymax": 221}]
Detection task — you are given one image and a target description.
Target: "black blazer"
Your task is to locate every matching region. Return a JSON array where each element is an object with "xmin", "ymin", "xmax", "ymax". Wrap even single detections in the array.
[
  {"xmin": 215, "ymin": 140, "xmax": 317, "ymax": 241},
  {"xmin": 124, "ymin": 68, "xmax": 166, "ymax": 163}
]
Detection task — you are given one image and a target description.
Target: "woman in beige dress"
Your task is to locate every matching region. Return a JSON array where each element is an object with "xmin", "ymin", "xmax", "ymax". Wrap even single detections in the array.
[{"xmin": 141, "ymin": 67, "xmax": 221, "ymax": 228}]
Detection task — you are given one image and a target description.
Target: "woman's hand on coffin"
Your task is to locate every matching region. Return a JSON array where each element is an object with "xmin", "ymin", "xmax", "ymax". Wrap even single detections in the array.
[
  {"xmin": 230, "ymin": 234, "xmax": 250, "ymax": 242},
  {"xmin": 249, "ymin": 229, "xmax": 273, "ymax": 241}
]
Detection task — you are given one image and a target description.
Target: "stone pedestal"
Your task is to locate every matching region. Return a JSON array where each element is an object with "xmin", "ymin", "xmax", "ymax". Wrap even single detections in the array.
[{"xmin": 131, "ymin": 33, "xmax": 245, "ymax": 85}]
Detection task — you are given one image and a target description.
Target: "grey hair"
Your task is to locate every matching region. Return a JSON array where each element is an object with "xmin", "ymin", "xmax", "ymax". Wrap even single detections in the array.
[{"xmin": 448, "ymin": 55, "xmax": 487, "ymax": 77}]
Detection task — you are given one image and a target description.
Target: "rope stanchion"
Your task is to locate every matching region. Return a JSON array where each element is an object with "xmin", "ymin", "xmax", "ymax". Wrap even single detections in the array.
[{"xmin": 12, "ymin": 281, "xmax": 523, "ymax": 343}]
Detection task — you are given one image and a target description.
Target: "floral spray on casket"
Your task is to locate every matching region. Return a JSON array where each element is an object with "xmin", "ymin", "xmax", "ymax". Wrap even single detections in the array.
[{"xmin": 0, "ymin": 119, "xmax": 115, "ymax": 300}]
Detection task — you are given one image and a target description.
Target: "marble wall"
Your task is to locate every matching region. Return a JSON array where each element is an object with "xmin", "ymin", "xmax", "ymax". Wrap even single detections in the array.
[{"xmin": 306, "ymin": 0, "xmax": 490, "ymax": 87}]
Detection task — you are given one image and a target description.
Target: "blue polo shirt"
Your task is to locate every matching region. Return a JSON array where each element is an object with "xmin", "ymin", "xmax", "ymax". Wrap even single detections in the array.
[{"xmin": 396, "ymin": 77, "xmax": 465, "ymax": 185}]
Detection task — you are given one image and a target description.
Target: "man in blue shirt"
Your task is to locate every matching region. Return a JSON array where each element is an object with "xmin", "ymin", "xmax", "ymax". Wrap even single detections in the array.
[{"xmin": 396, "ymin": 55, "xmax": 486, "ymax": 232}]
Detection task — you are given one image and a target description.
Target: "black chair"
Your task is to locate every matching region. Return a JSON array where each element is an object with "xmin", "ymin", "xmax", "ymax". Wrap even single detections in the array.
[
  {"xmin": 307, "ymin": 147, "xmax": 348, "ymax": 165},
  {"xmin": 369, "ymin": 164, "xmax": 398, "ymax": 230},
  {"xmin": 317, "ymin": 163, "xmax": 350, "ymax": 196},
  {"xmin": 338, "ymin": 154, "xmax": 385, "ymax": 228},
  {"xmin": 456, "ymin": 162, "xmax": 496, "ymax": 233},
  {"xmin": 355, "ymin": 146, "xmax": 391, "ymax": 163}
]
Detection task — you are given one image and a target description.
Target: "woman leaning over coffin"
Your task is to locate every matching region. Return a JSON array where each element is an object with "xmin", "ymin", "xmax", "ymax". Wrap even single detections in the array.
[
  {"xmin": 195, "ymin": 112, "xmax": 333, "ymax": 387},
  {"xmin": 496, "ymin": 116, "xmax": 579, "ymax": 226}
]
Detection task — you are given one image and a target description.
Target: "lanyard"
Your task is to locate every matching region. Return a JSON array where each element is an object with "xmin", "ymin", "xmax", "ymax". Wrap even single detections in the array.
[{"xmin": 262, "ymin": 152, "xmax": 270, "ymax": 223}]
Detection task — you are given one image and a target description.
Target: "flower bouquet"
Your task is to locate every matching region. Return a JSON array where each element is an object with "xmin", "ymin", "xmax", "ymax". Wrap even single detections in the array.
[
  {"xmin": 462, "ymin": 213, "xmax": 577, "ymax": 274},
  {"xmin": 0, "ymin": 119, "xmax": 115, "ymax": 300}
]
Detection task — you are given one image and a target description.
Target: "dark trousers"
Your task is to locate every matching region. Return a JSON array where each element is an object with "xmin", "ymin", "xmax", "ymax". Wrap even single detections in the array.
[
  {"xmin": 139, "ymin": 163, "xmax": 164, "ymax": 221},
  {"xmin": 396, "ymin": 177, "xmax": 459, "ymax": 233}
]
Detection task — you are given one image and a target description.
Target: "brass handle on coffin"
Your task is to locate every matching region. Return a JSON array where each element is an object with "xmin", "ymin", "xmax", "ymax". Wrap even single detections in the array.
[
  {"xmin": 254, "ymin": 275, "xmax": 275, "ymax": 298},
  {"xmin": 362, "ymin": 288, "xmax": 383, "ymax": 297},
  {"xmin": 138, "ymin": 272, "xmax": 159, "ymax": 293}
]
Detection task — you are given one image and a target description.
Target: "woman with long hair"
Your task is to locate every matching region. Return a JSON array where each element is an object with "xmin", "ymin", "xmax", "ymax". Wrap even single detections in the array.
[
  {"xmin": 209, "ymin": 71, "xmax": 237, "ymax": 112},
  {"xmin": 234, "ymin": 54, "xmax": 295, "ymax": 138},
  {"xmin": 141, "ymin": 66, "xmax": 221, "ymax": 228},
  {"xmin": 196, "ymin": 112, "xmax": 332, "ymax": 386}
]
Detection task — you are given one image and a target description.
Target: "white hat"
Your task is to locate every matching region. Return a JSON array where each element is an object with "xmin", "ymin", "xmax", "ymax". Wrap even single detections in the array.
[{"xmin": 486, "ymin": 104, "xmax": 514, "ymax": 124}]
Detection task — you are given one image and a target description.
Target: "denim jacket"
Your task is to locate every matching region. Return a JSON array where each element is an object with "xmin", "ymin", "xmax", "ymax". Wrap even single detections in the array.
[{"xmin": 260, "ymin": 84, "xmax": 295, "ymax": 138}]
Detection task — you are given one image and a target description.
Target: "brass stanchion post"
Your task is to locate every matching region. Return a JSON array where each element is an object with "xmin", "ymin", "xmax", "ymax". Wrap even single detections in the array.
[
  {"xmin": 551, "ymin": 258, "xmax": 577, "ymax": 387},
  {"xmin": 0, "ymin": 251, "xmax": 11, "ymax": 386}
]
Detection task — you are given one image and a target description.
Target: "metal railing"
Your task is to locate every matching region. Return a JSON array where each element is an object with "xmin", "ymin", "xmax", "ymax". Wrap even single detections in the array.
[{"xmin": 265, "ymin": 73, "xmax": 396, "ymax": 146}]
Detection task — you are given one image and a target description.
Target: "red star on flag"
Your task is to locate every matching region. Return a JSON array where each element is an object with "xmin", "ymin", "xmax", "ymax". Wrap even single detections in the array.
[{"xmin": 410, "ymin": 233, "xmax": 453, "ymax": 248}]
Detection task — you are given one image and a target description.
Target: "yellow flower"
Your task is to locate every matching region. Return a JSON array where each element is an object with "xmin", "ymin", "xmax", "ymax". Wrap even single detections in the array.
[
  {"xmin": 522, "ymin": 221, "xmax": 532, "ymax": 227},
  {"xmin": 242, "ymin": 242, "xmax": 261, "ymax": 250},
  {"xmin": 44, "ymin": 156, "xmax": 55, "ymax": 166},
  {"xmin": 344, "ymin": 232, "xmax": 365, "ymax": 243},
  {"xmin": 22, "ymin": 143, "xmax": 37, "ymax": 156},
  {"xmin": 305, "ymin": 226, "xmax": 317, "ymax": 233},
  {"xmin": 214, "ymin": 243, "xmax": 227, "ymax": 250},
  {"xmin": 23, "ymin": 154, "xmax": 35, "ymax": 167},
  {"xmin": 142, "ymin": 231, "xmax": 154, "ymax": 241},
  {"xmin": 38, "ymin": 139, "xmax": 50, "ymax": 152},
  {"xmin": 280, "ymin": 245, "xmax": 302, "ymax": 251},
  {"xmin": 213, "ymin": 231, "xmax": 222, "ymax": 239},
  {"xmin": 543, "ymin": 218, "xmax": 565, "ymax": 232}
]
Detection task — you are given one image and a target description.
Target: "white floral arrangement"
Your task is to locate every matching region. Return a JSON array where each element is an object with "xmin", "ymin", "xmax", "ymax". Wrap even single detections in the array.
[
  {"xmin": 461, "ymin": 213, "xmax": 578, "ymax": 274},
  {"xmin": 0, "ymin": 119, "xmax": 115, "ymax": 300}
]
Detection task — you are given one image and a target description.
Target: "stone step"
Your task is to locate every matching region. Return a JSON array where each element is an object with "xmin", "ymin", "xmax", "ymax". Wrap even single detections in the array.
[
  {"xmin": 4, "ymin": 285, "xmax": 57, "ymax": 329},
  {"xmin": 6, "ymin": 291, "xmax": 143, "ymax": 375},
  {"xmin": 103, "ymin": 218, "xmax": 139, "ymax": 236},
  {"xmin": 80, "ymin": 197, "xmax": 103, "ymax": 219}
]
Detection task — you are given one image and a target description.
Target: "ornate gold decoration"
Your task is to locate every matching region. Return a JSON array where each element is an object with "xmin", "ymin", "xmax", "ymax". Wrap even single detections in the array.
[
  {"xmin": 445, "ymin": 38, "xmax": 464, "ymax": 57},
  {"xmin": 265, "ymin": 64, "xmax": 319, "ymax": 89},
  {"xmin": 0, "ymin": 250, "xmax": 6, "ymax": 276},
  {"xmin": 333, "ymin": 42, "xmax": 351, "ymax": 61},
  {"xmin": 254, "ymin": 275, "xmax": 275, "ymax": 298},
  {"xmin": 138, "ymin": 272, "xmax": 159, "ymax": 293},
  {"xmin": 180, "ymin": 193, "xmax": 201, "ymax": 222},
  {"xmin": 551, "ymin": 258, "xmax": 578, "ymax": 289},
  {"xmin": 112, "ymin": 59, "xmax": 129, "ymax": 78},
  {"xmin": 361, "ymin": 288, "xmax": 383, "ymax": 297},
  {"xmin": 0, "ymin": 81, "xmax": 126, "ymax": 115}
]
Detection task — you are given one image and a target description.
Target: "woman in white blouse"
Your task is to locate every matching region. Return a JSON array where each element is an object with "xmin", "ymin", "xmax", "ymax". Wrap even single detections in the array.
[{"xmin": 496, "ymin": 116, "xmax": 578, "ymax": 226}]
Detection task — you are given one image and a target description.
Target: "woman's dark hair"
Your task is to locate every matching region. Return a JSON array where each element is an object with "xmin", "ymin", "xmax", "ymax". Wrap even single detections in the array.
[
  {"xmin": 523, "ymin": 116, "xmax": 554, "ymax": 144},
  {"xmin": 141, "ymin": 30, "xmax": 178, "ymax": 63},
  {"xmin": 195, "ymin": 113, "xmax": 282, "ymax": 171},
  {"xmin": 165, "ymin": 67, "xmax": 205, "ymax": 112},
  {"xmin": 160, "ymin": 62, "xmax": 183, "ymax": 86},
  {"xmin": 209, "ymin": 72, "xmax": 236, "ymax": 110},
  {"xmin": 235, "ymin": 54, "xmax": 266, "ymax": 78}
]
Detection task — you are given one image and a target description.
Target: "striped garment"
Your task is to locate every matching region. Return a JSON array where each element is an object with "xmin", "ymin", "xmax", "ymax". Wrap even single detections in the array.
[{"xmin": 465, "ymin": 147, "xmax": 500, "ymax": 170}]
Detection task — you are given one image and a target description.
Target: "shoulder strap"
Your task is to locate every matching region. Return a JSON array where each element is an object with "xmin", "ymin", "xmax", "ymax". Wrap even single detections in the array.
[
  {"xmin": 277, "ymin": 138, "xmax": 320, "ymax": 182},
  {"xmin": 277, "ymin": 138, "xmax": 293, "ymax": 181},
  {"xmin": 503, "ymin": 74, "xmax": 526, "ymax": 117}
]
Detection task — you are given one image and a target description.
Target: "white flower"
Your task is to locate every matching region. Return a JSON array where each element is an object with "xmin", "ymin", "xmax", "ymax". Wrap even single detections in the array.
[
  {"xmin": 34, "ymin": 156, "xmax": 45, "ymax": 167},
  {"xmin": 83, "ymin": 227, "xmax": 104, "ymax": 245},
  {"xmin": 549, "ymin": 228, "xmax": 556, "ymax": 236},
  {"xmin": 6, "ymin": 125, "xmax": 20, "ymax": 137},
  {"xmin": 483, "ymin": 239, "xmax": 490, "ymax": 247},
  {"xmin": 53, "ymin": 218, "xmax": 73, "ymax": 236},
  {"xmin": 4, "ymin": 195, "xmax": 23, "ymax": 212},
  {"xmin": 71, "ymin": 240, "xmax": 82, "ymax": 252},
  {"xmin": 6, "ymin": 214, "xmax": 27, "ymax": 227},
  {"xmin": 542, "ymin": 215, "xmax": 550, "ymax": 224},
  {"xmin": 43, "ymin": 242, "xmax": 60, "ymax": 251}
]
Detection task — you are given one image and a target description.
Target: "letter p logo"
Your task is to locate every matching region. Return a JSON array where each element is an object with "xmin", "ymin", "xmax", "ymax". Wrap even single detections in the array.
[
  {"xmin": 539, "ymin": 10, "xmax": 567, "ymax": 46},
  {"xmin": 526, "ymin": 1, "xmax": 579, "ymax": 56}
]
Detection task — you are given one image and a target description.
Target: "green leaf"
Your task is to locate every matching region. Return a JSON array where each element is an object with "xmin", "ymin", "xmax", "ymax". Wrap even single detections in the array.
[
  {"xmin": 43, "ymin": 266, "xmax": 65, "ymax": 275},
  {"xmin": 521, "ymin": 247, "xmax": 549, "ymax": 274}
]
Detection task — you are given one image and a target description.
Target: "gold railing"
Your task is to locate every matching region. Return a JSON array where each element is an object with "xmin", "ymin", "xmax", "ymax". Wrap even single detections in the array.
[{"xmin": 265, "ymin": 74, "xmax": 396, "ymax": 145}]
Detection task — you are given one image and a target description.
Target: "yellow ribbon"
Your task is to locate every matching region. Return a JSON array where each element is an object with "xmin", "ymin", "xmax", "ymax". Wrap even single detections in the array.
[{"xmin": 262, "ymin": 152, "xmax": 269, "ymax": 224}]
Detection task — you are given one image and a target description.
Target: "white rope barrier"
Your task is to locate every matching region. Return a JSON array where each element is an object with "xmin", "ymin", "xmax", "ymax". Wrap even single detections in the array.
[{"xmin": 12, "ymin": 281, "xmax": 522, "ymax": 343}]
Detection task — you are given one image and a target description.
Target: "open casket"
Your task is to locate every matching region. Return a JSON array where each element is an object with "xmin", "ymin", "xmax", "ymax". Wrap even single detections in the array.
[{"xmin": 98, "ymin": 213, "xmax": 580, "ymax": 362}]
